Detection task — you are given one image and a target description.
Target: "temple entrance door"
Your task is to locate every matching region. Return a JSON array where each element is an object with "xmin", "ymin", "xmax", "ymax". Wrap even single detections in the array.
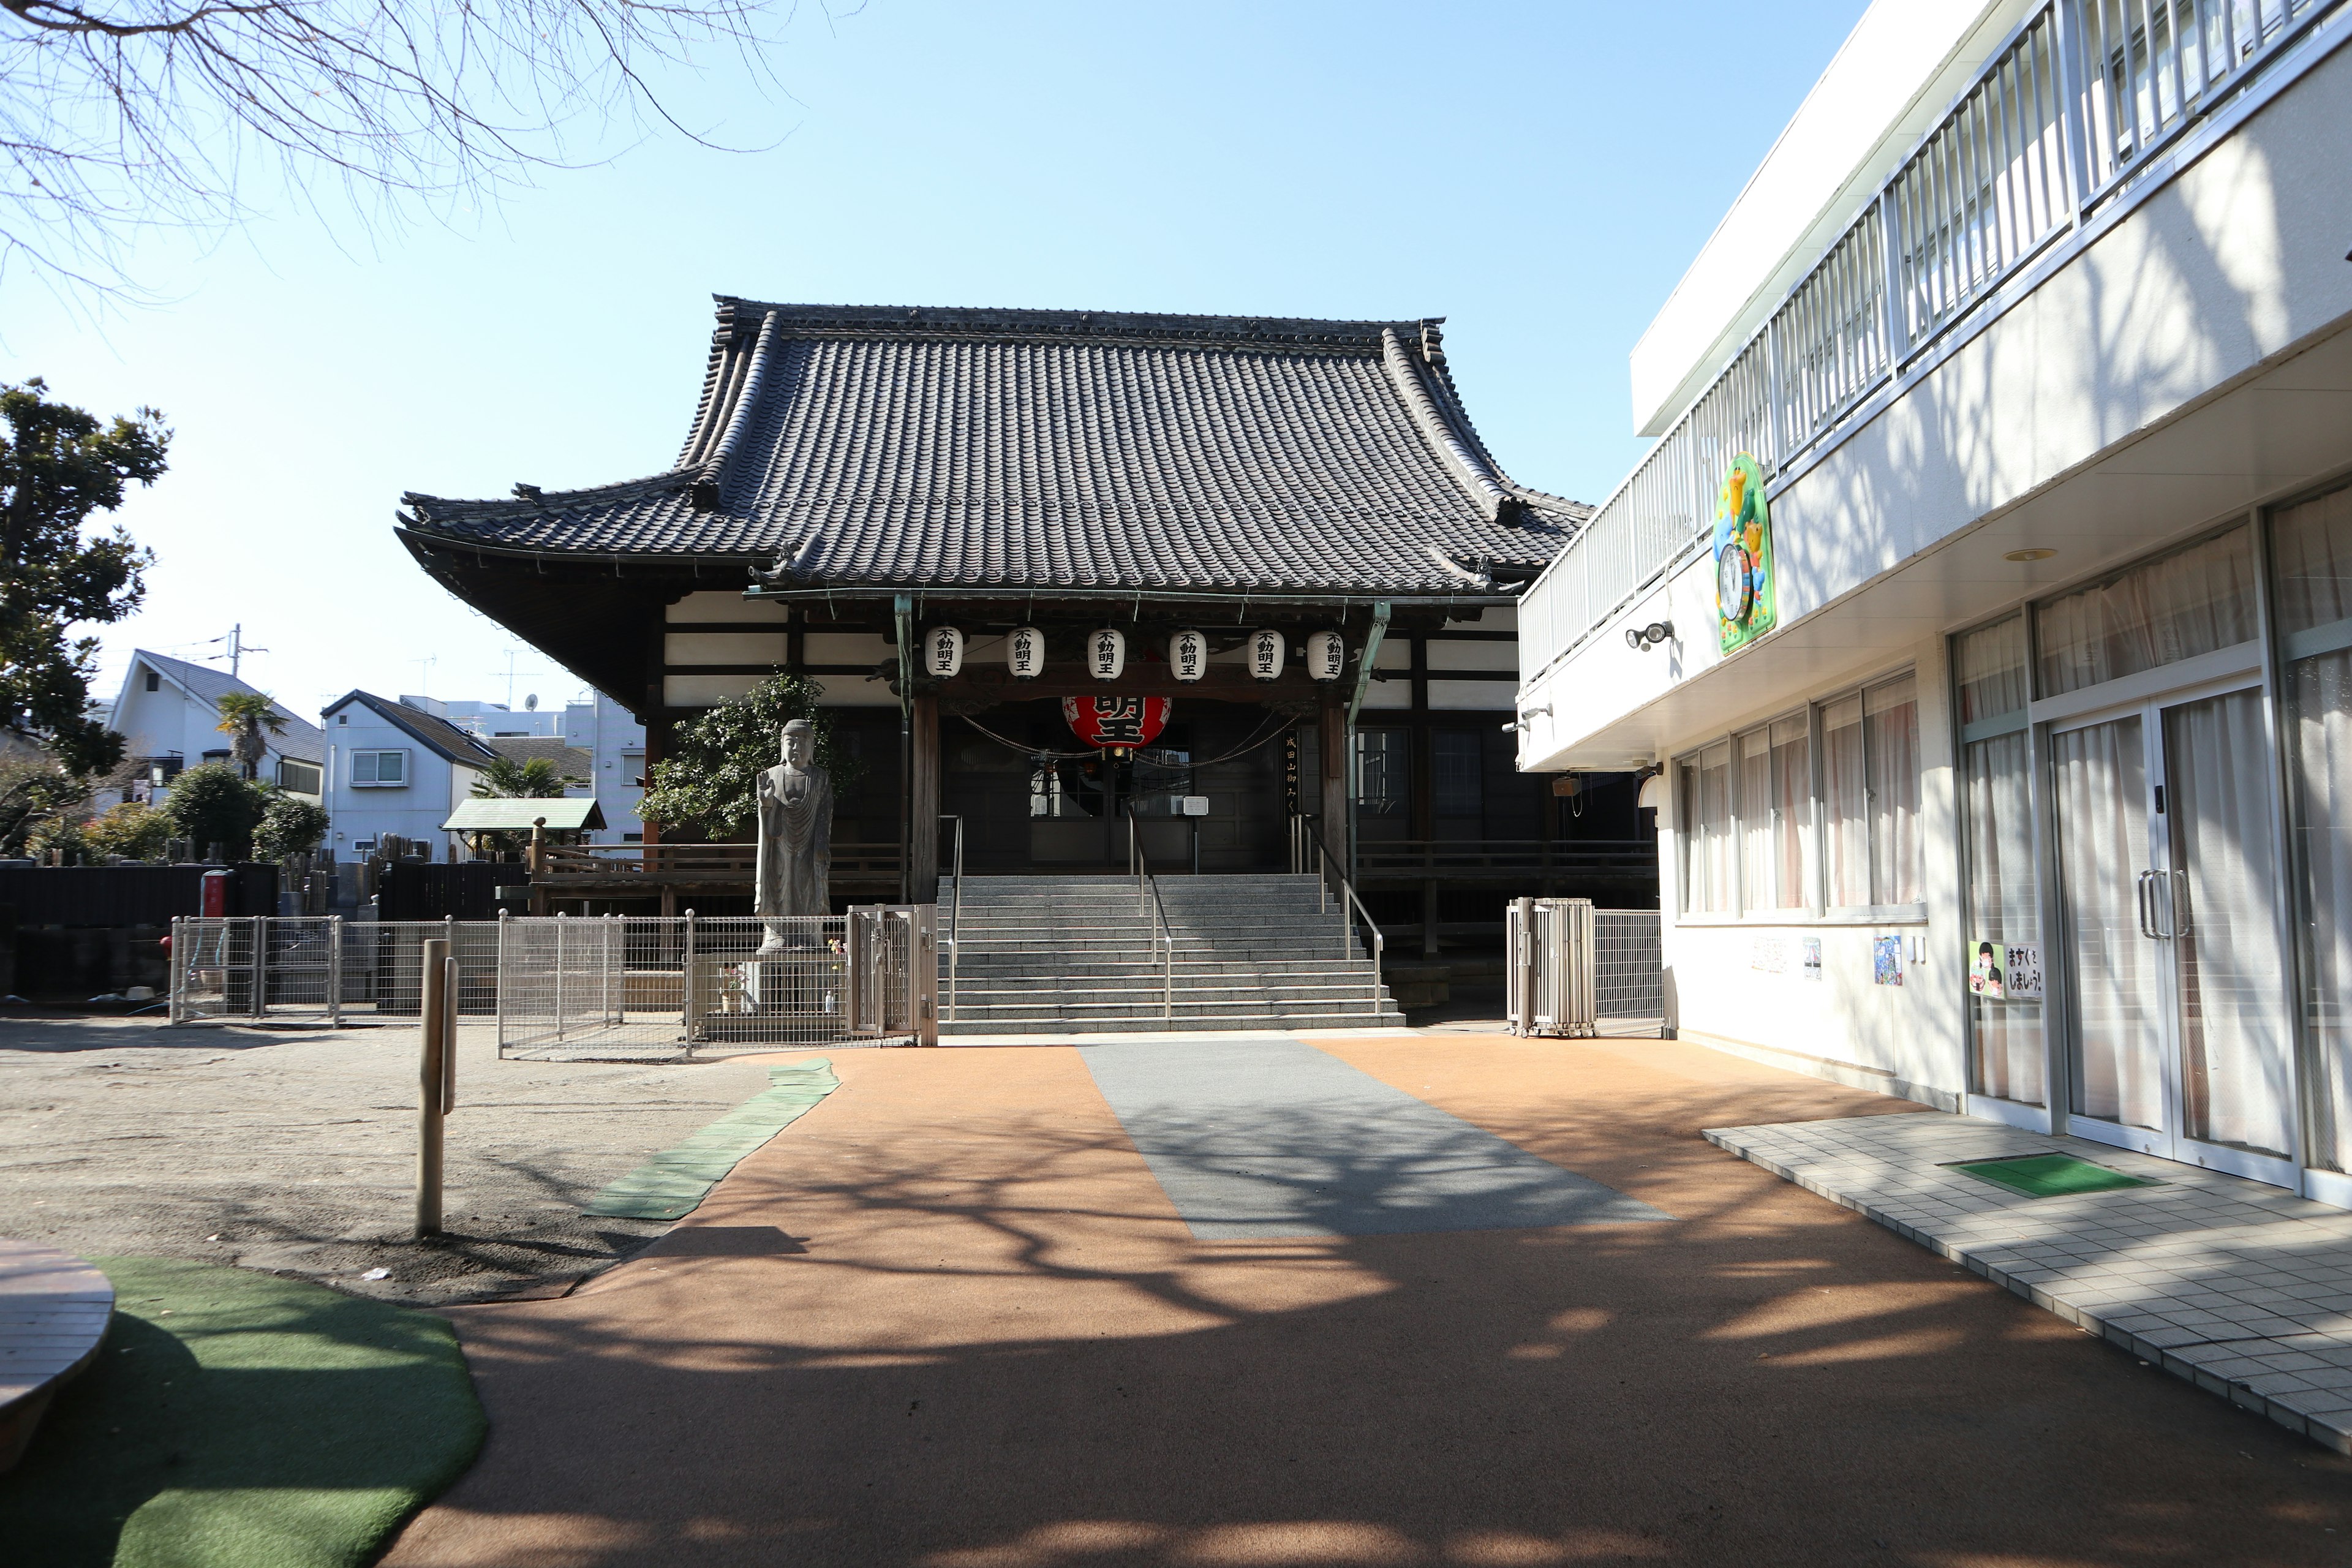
[{"xmin": 2051, "ymin": 682, "xmax": 2296, "ymax": 1186}]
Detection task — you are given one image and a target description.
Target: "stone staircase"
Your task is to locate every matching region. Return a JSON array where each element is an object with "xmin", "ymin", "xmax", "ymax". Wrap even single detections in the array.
[{"xmin": 937, "ymin": 873, "xmax": 1403, "ymax": 1036}]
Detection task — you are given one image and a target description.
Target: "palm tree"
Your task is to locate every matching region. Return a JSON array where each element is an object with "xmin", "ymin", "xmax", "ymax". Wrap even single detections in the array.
[
  {"xmin": 214, "ymin": 692, "xmax": 287, "ymax": 782},
  {"xmin": 471, "ymin": 755, "xmax": 576, "ymax": 798}
]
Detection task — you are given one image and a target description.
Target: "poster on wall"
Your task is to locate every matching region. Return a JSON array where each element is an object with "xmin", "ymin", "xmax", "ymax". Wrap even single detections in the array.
[
  {"xmin": 1714, "ymin": 453, "xmax": 1777, "ymax": 654},
  {"xmin": 2004, "ymin": 941, "xmax": 2045, "ymax": 999},
  {"xmin": 1752, "ymin": 937, "xmax": 1786, "ymax": 974},
  {"xmin": 1967, "ymin": 940, "xmax": 2045, "ymax": 999},
  {"xmin": 1968, "ymin": 940, "xmax": 2007, "ymax": 999},
  {"xmin": 1801, "ymin": 938, "xmax": 1822, "ymax": 981},
  {"xmin": 1872, "ymin": 935, "xmax": 1904, "ymax": 987}
]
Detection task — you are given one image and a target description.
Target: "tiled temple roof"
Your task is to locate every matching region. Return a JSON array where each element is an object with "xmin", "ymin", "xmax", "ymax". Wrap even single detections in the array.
[{"xmin": 398, "ymin": 300, "xmax": 1588, "ymax": 597}]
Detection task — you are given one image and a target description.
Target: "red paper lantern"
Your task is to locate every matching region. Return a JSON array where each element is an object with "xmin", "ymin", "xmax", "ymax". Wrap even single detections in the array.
[{"xmin": 1061, "ymin": 695, "xmax": 1171, "ymax": 750}]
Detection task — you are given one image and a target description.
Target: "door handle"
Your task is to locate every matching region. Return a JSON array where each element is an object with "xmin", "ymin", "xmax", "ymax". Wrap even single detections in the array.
[{"xmin": 2136, "ymin": 870, "xmax": 2157, "ymax": 940}]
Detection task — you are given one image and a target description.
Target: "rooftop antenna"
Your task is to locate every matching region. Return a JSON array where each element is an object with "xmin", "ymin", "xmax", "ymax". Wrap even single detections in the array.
[
  {"xmin": 205, "ymin": 623, "xmax": 269, "ymax": 679},
  {"xmin": 410, "ymin": 656, "xmax": 436, "ymax": 695}
]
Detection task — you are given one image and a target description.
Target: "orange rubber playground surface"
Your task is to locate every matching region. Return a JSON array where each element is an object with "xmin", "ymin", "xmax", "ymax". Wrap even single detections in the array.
[{"xmin": 384, "ymin": 1035, "xmax": 2352, "ymax": 1567}]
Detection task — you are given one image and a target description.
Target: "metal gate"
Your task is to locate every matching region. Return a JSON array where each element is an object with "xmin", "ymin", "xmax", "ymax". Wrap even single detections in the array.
[
  {"xmin": 1507, "ymin": 902, "xmax": 1668, "ymax": 1039},
  {"xmin": 168, "ymin": 917, "xmax": 499, "ymax": 1024}
]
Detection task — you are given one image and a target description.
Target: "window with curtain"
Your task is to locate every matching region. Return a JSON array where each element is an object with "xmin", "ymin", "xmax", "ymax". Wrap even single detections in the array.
[
  {"xmin": 2273, "ymin": 483, "xmax": 2352, "ymax": 1170},
  {"xmin": 1956, "ymin": 615, "xmax": 2042, "ymax": 1104},
  {"xmin": 1866, "ymin": 676, "xmax": 1921, "ymax": 906},
  {"xmin": 1678, "ymin": 744, "xmax": 1733, "ymax": 914},
  {"xmin": 2037, "ymin": 524, "xmax": 2258, "ymax": 695},
  {"xmin": 1768, "ymin": 714, "xmax": 1813, "ymax": 909},
  {"xmin": 1822, "ymin": 694, "xmax": 1868, "ymax": 907},
  {"xmin": 1738, "ymin": 728, "xmax": 1773, "ymax": 910}
]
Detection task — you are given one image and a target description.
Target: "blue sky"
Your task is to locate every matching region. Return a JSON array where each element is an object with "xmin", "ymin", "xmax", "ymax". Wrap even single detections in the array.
[{"xmin": 7, "ymin": 0, "xmax": 1866, "ymax": 723}]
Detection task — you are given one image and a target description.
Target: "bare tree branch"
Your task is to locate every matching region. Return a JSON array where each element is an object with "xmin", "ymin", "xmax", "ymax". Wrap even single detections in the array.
[{"xmin": 0, "ymin": 0, "xmax": 832, "ymax": 296}]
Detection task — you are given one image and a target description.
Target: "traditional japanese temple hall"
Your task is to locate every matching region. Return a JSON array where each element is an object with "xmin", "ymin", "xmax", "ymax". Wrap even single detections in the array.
[{"xmin": 396, "ymin": 300, "xmax": 1649, "ymax": 986}]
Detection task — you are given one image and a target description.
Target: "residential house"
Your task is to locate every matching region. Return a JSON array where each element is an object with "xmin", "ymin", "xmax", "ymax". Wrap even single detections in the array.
[{"xmin": 106, "ymin": 650, "xmax": 326, "ymax": 802}]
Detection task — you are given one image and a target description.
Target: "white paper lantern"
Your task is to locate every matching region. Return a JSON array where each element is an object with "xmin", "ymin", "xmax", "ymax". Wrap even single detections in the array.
[
  {"xmin": 1249, "ymin": 628, "xmax": 1286, "ymax": 681},
  {"xmin": 1168, "ymin": 629, "xmax": 1207, "ymax": 683},
  {"xmin": 1306, "ymin": 630, "xmax": 1346, "ymax": 682},
  {"xmin": 1008, "ymin": 626, "xmax": 1044, "ymax": 679},
  {"xmin": 925, "ymin": 626, "xmax": 965, "ymax": 678},
  {"xmin": 1087, "ymin": 628, "xmax": 1126, "ymax": 681}
]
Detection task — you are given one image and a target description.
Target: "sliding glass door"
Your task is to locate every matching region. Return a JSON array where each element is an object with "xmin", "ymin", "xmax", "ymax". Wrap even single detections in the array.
[{"xmin": 2051, "ymin": 684, "xmax": 2294, "ymax": 1183}]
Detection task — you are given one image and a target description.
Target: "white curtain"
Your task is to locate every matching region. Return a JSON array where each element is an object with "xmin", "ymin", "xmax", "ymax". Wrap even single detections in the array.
[
  {"xmin": 1822, "ymin": 696, "xmax": 1868, "ymax": 907},
  {"xmin": 2053, "ymin": 717, "xmax": 2165, "ymax": 1129},
  {"xmin": 2291, "ymin": 650, "xmax": 2352, "ymax": 1169},
  {"xmin": 2272, "ymin": 485, "xmax": 2352, "ymax": 631},
  {"xmin": 2166, "ymin": 689, "xmax": 2292, "ymax": 1156},
  {"xmin": 1956, "ymin": 616, "xmax": 2029, "ymax": 725},
  {"xmin": 1966, "ymin": 732, "xmax": 2043, "ymax": 1104},
  {"xmin": 1738, "ymin": 731, "xmax": 1773, "ymax": 910},
  {"xmin": 1770, "ymin": 717, "xmax": 1812, "ymax": 908},
  {"xmin": 1868, "ymin": 677, "xmax": 1921, "ymax": 905},
  {"xmin": 2039, "ymin": 525, "xmax": 2257, "ymax": 695}
]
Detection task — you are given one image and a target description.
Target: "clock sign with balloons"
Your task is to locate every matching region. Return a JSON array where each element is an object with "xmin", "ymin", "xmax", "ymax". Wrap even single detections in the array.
[{"xmin": 1714, "ymin": 453, "xmax": 1776, "ymax": 654}]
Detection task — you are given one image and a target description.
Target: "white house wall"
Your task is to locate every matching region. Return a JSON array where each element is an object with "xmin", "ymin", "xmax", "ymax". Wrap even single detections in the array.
[{"xmin": 1524, "ymin": 28, "xmax": 2352, "ymax": 774}]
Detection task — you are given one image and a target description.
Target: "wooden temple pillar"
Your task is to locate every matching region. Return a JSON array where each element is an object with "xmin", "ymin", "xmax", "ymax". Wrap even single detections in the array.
[
  {"xmin": 1317, "ymin": 683, "xmax": 1349, "ymax": 892},
  {"xmin": 910, "ymin": 692, "xmax": 941, "ymax": 905}
]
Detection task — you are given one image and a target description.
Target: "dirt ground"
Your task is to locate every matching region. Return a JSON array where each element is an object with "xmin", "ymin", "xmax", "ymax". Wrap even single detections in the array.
[
  {"xmin": 384, "ymin": 1036, "xmax": 2352, "ymax": 1568},
  {"xmin": 0, "ymin": 1013, "xmax": 777, "ymax": 1304}
]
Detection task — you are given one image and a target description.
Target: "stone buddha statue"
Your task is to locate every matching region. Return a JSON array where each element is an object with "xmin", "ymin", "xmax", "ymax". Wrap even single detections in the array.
[{"xmin": 754, "ymin": 718, "xmax": 832, "ymax": 952}]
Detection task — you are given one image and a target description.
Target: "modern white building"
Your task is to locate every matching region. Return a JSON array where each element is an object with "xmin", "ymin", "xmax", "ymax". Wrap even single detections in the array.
[
  {"xmin": 105, "ymin": 650, "xmax": 326, "ymax": 801},
  {"xmin": 560, "ymin": 693, "xmax": 647, "ymax": 842},
  {"xmin": 1517, "ymin": 0, "xmax": 2352, "ymax": 1203}
]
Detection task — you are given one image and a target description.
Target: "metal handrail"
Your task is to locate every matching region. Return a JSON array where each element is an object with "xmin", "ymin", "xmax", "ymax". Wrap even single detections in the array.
[
  {"xmin": 940, "ymin": 814, "xmax": 963, "ymax": 1022},
  {"xmin": 1126, "ymin": 807, "xmax": 1175, "ymax": 1023},
  {"xmin": 1289, "ymin": 814, "xmax": 1385, "ymax": 1017}
]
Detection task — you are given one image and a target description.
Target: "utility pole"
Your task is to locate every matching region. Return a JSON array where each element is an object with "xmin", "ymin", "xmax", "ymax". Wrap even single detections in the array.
[{"xmin": 208, "ymin": 624, "xmax": 268, "ymax": 679}]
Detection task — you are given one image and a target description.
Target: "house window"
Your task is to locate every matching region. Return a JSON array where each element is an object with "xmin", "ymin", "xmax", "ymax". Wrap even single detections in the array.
[
  {"xmin": 1675, "ymin": 668, "xmax": 1921, "ymax": 919},
  {"xmin": 144, "ymin": 671, "xmax": 160, "ymax": 692},
  {"xmin": 337, "ymin": 714, "xmax": 349, "ymax": 725},
  {"xmin": 351, "ymin": 749, "xmax": 408, "ymax": 787},
  {"xmin": 277, "ymin": 759, "xmax": 322, "ymax": 794}
]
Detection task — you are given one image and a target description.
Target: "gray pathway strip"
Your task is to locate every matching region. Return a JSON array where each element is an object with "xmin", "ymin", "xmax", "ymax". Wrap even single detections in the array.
[
  {"xmin": 1079, "ymin": 1038, "xmax": 1672, "ymax": 1240},
  {"xmin": 1707, "ymin": 1112, "xmax": 2352, "ymax": 1455}
]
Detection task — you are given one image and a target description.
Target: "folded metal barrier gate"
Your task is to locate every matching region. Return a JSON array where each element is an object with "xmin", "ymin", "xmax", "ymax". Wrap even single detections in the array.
[
  {"xmin": 168, "ymin": 910, "xmax": 940, "ymax": 1056},
  {"xmin": 1507, "ymin": 900, "xmax": 1669, "ymax": 1039}
]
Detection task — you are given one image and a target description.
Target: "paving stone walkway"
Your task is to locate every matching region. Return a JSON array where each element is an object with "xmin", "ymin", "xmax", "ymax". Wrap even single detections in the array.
[{"xmin": 1706, "ymin": 1110, "xmax": 2352, "ymax": 1453}]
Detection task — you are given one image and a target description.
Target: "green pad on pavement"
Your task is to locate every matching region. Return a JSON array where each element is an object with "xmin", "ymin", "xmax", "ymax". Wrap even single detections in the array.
[
  {"xmin": 585, "ymin": 1058, "xmax": 839, "ymax": 1221},
  {"xmin": 0, "ymin": 1256, "xmax": 484, "ymax": 1568},
  {"xmin": 1950, "ymin": 1152, "xmax": 2162, "ymax": 1198}
]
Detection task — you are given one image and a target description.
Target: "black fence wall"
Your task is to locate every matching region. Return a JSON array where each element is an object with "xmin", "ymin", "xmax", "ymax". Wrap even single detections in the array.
[{"xmin": 0, "ymin": 864, "xmax": 278, "ymax": 927}]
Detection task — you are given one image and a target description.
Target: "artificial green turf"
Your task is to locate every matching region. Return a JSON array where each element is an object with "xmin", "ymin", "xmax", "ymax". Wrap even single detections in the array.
[
  {"xmin": 584, "ymin": 1056, "xmax": 840, "ymax": 1221},
  {"xmin": 0, "ymin": 1256, "xmax": 484, "ymax": 1568},
  {"xmin": 1952, "ymin": 1152, "xmax": 2162, "ymax": 1198}
]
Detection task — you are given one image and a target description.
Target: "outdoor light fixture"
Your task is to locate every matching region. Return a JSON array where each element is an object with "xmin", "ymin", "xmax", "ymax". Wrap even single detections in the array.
[
  {"xmin": 1168, "ymin": 628, "xmax": 1207, "ymax": 682},
  {"xmin": 1502, "ymin": 703, "xmax": 1553, "ymax": 734},
  {"xmin": 1008, "ymin": 626, "xmax": 1044, "ymax": 679},
  {"xmin": 2003, "ymin": 547, "xmax": 2058, "ymax": 562},
  {"xmin": 1625, "ymin": 620, "xmax": 1675, "ymax": 651}
]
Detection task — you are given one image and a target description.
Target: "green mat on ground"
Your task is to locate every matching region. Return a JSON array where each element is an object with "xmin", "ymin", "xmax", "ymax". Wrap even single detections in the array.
[
  {"xmin": 584, "ymin": 1057, "xmax": 840, "ymax": 1221},
  {"xmin": 1951, "ymin": 1152, "xmax": 2162, "ymax": 1198},
  {"xmin": 0, "ymin": 1256, "xmax": 484, "ymax": 1568}
]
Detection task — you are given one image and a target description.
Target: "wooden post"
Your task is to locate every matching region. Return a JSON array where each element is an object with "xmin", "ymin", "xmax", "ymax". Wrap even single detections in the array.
[
  {"xmin": 528, "ymin": 817, "xmax": 549, "ymax": 916},
  {"xmin": 1318, "ymin": 684, "xmax": 1349, "ymax": 891},
  {"xmin": 910, "ymin": 692, "xmax": 941, "ymax": 905},
  {"xmin": 416, "ymin": 938, "xmax": 450, "ymax": 1238}
]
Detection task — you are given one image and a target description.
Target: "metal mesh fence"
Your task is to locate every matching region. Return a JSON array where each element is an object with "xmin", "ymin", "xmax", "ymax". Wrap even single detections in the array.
[
  {"xmin": 169, "ymin": 912, "xmax": 937, "ymax": 1057},
  {"xmin": 1594, "ymin": 911, "xmax": 1668, "ymax": 1037}
]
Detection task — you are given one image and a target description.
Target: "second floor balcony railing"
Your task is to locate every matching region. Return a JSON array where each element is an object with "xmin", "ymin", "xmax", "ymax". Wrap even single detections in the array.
[{"xmin": 1518, "ymin": 0, "xmax": 2343, "ymax": 685}]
